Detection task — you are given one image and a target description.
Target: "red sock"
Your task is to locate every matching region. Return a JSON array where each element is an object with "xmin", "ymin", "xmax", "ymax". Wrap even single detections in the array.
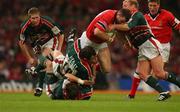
[{"xmin": 129, "ymin": 76, "xmax": 141, "ymax": 96}]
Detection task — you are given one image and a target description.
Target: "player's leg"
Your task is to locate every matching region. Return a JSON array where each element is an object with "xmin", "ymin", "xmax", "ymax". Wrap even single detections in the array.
[
  {"xmin": 98, "ymin": 47, "xmax": 111, "ymax": 74},
  {"xmin": 34, "ymin": 47, "xmax": 52, "ymax": 97},
  {"xmin": 128, "ymin": 43, "xmax": 170, "ymax": 99},
  {"xmin": 128, "ymin": 71, "xmax": 141, "ymax": 98},
  {"xmin": 136, "ymin": 38, "xmax": 170, "ymax": 101},
  {"xmin": 151, "ymin": 55, "xmax": 180, "ymax": 88},
  {"xmin": 34, "ymin": 55, "xmax": 47, "ymax": 96},
  {"xmin": 138, "ymin": 60, "xmax": 168, "ymax": 99},
  {"xmin": 66, "ymin": 28, "xmax": 77, "ymax": 53}
]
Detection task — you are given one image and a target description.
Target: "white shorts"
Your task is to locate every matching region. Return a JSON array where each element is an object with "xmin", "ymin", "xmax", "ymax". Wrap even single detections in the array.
[
  {"xmin": 161, "ymin": 43, "xmax": 170, "ymax": 63},
  {"xmin": 80, "ymin": 31, "xmax": 108, "ymax": 53},
  {"xmin": 138, "ymin": 38, "xmax": 163, "ymax": 61}
]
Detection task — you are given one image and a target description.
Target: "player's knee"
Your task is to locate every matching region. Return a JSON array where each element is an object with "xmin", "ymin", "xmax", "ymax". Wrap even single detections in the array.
[
  {"xmin": 138, "ymin": 72, "xmax": 148, "ymax": 81},
  {"xmin": 153, "ymin": 70, "xmax": 166, "ymax": 79}
]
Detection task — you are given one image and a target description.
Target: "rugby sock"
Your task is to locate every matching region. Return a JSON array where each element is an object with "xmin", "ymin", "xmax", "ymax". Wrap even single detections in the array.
[
  {"xmin": 146, "ymin": 76, "xmax": 164, "ymax": 93},
  {"xmin": 129, "ymin": 72, "xmax": 141, "ymax": 97},
  {"xmin": 166, "ymin": 72, "xmax": 180, "ymax": 88},
  {"xmin": 37, "ymin": 71, "xmax": 46, "ymax": 89}
]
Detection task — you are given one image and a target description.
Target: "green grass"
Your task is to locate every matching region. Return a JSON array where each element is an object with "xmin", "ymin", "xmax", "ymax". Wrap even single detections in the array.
[{"xmin": 0, "ymin": 92, "xmax": 179, "ymax": 112}]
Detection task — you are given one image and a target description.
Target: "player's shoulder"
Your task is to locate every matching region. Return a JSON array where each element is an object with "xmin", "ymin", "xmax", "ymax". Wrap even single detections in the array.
[
  {"xmin": 133, "ymin": 11, "xmax": 144, "ymax": 18},
  {"xmin": 20, "ymin": 18, "xmax": 30, "ymax": 28},
  {"xmin": 41, "ymin": 16, "xmax": 55, "ymax": 23},
  {"xmin": 160, "ymin": 9, "xmax": 173, "ymax": 16},
  {"xmin": 102, "ymin": 9, "xmax": 117, "ymax": 15},
  {"xmin": 135, "ymin": 11, "xmax": 144, "ymax": 16}
]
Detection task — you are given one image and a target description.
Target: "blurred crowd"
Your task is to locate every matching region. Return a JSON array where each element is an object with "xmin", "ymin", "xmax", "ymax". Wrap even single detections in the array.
[{"xmin": 0, "ymin": 0, "xmax": 180, "ymax": 89}]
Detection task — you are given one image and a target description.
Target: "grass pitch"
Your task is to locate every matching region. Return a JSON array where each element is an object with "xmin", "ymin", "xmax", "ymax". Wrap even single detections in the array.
[{"xmin": 0, "ymin": 91, "xmax": 179, "ymax": 112}]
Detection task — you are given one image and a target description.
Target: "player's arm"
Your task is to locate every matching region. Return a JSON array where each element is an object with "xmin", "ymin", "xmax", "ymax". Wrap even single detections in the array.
[
  {"xmin": 64, "ymin": 73, "xmax": 94, "ymax": 86},
  {"xmin": 94, "ymin": 20, "xmax": 114, "ymax": 43},
  {"xmin": 51, "ymin": 24, "xmax": 64, "ymax": 51},
  {"xmin": 42, "ymin": 17, "xmax": 64, "ymax": 51},
  {"xmin": 19, "ymin": 30, "xmax": 36, "ymax": 66},
  {"xmin": 109, "ymin": 12, "xmax": 140, "ymax": 31},
  {"xmin": 19, "ymin": 40, "xmax": 34, "ymax": 64},
  {"xmin": 56, "ymin": 34, "xmax": 64, "ymax": 51},
  {"xmin": 94, "ymin": 28, "xmax": 114, "ymax": 43},
  {"xmin": 109, "ymin": 23, "xmax": 130, "ymax": 31},
  {"xmin": 168, "ymin": 12, "xmax": 180, "ymax": 33}
]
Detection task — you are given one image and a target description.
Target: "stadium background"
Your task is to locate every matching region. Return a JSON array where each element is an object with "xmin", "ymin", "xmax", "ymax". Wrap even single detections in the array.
[{"xmin": 0, "ymin": 0, "xmax": 180, "ymax": 92}]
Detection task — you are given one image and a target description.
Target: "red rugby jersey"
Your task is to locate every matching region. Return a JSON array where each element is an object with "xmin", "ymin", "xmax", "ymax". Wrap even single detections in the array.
[
  {"xmin": 144, "ymin": 9, "xmax": 180, "ymax": 43},
  {"xmin": 86, "ymin": 10, "xmax": 117, "ymax": 44}
]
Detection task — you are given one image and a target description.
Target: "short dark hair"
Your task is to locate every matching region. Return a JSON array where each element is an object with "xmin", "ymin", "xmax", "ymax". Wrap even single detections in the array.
[
  {"xmin": 148, "ymin": 0, "xmax": 160, "ymax": 4},
  {"xmin": 65, "ymin": 82, "xmax": 80, "ymax": 100},
  {"xmin": 79, "ymin": 46, "xmax": 96, "ymax": 60},
  {"xmin": 118, "ymin": 8, "xmax": 131, "ymax": 22},
  {"xmin": 28, "ymin": 7, "xmax": 40, "ymax": 16},
  {"xmin": 129, "ymin": 0, "xmax": 139, "ymax": 8}
]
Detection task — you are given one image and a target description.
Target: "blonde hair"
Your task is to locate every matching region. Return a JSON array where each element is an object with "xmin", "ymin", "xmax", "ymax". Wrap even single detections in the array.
[
  {"xmin": 28, "ymin": 7, "xmax": 40, "ymax": 17},
  {"xmin": 128, "ymin": 0, "xmax": 139, "ymax": 8}
]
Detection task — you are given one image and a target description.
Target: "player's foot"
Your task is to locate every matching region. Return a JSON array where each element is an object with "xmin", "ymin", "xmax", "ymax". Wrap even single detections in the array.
[
  {"xmin": 127, "ymin": 94, "xmax": 135, "ymax": 99},
  {"xmin": 34, "ymin": 87, "xmax": 43, "ymax": 97},
  {"xmin": 157, "ymin": 91, "xmax": 171, "ymax": 101},
  {"xmin": 67, "ymin": 27, "xmax": 77, "ymax": 42}
]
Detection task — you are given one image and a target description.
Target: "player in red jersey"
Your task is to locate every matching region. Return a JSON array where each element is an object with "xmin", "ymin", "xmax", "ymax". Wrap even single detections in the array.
[
  {"xmin": 79, "ymin": 9, "xmax": 131, "ymax": 74},
  {"xmin": 128, "ymin": 0, "xmax": 180, "ymax": 99}
]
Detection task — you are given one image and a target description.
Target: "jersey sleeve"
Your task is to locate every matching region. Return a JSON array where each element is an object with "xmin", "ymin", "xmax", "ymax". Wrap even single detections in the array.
[
  {"xmin": 167, "ymin": 12, "xmax": 180, "ymax": 30},
  {"xmin": 19, "ymin": 19, "xmax": 30, "ymax": 42},
  {"xmin": 94, "ymin": 19, "xmax": 108, "ymax": 32},
  {"xmin": 128, "ymin": 12, "xmax": 142, "ymax": 28},
  {"xmin": 41, "ymin": 16, "xmax": 64, "ymax": 36}
]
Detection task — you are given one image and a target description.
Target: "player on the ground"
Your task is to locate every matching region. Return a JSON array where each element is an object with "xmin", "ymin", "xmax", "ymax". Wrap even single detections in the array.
[
  {"xmin": 79, "ymin": 8, "xmax": 131, "ymax": 75},
  {"xmin": 18, "ymin": 7, "xmax": 64, "ymax": 96},
  {"xmin": 45, "ymin": 44, "xmax": 97, "ymax": 99},
  {"xmin": 128, "ymin": 0, "xmax": 180, "ymax": 99},
  {"xmin": 109, "ymin": 0, "xmax": 180, "ymax": 101}
]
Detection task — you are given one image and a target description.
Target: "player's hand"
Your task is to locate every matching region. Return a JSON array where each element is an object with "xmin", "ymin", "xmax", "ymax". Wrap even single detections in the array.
[
  {"xmin": 28, "ymin": 58, "xmax": 36, "ymax": 66},
  {"xmin": 83, "ymin": 80, "xmax": 95, "ymax": 86},
  {"xmin": 108, "ymin": 24, "xmax": 116, "ymax": 31},
  {"xmin": 107, "ymin": 36, "xmax": 115, "ymax": 44}
]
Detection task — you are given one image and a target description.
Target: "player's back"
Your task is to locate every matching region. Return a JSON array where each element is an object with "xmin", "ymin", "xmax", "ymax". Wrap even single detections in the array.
[{"xmin": 67, "ymin": 39, "xmax": 93, "ymax": 80}]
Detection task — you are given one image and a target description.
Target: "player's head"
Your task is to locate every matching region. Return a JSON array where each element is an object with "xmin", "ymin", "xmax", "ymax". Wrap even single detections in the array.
[
  {"xmin": 65, "ymin": 82, "xmax": 80, "ymax": 100},
  {"xmin": 122, "ymin": 0, "xmax": 139, "ymax": 11},
  {"xmin": 28, "ymin": 7, "xmax": 41, "ymax": 26},
  {"xmin": 148, "ymin": 0, "xmax": 160, "ymax": 15},
  {"xmin": 116, "ymin": 8, "xmax": 131, "ymax": 24},
  {"xmin": 79, "ymin": 46, "xmax": 97, "ymax": 64}
]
